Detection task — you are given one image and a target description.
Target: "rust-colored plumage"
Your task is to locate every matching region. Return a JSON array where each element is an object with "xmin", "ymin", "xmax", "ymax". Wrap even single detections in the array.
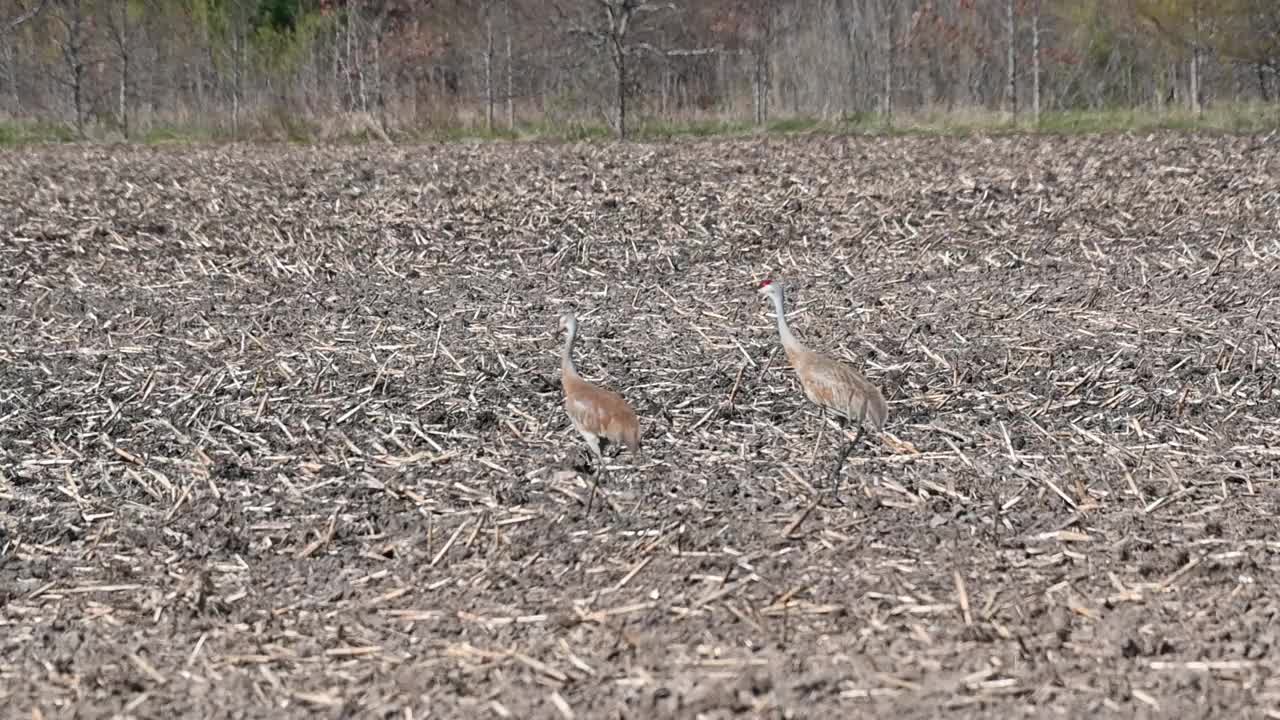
[
  {"xmin": 758, "ymin": 279, "xmax": 888, "ymax": 497},
  {"xmin": 559, "ymin": 311, "xmax": 640, "ymax": 512}
]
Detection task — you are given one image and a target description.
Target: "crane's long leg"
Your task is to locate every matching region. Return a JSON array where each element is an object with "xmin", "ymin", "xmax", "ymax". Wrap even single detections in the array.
[
  {"xmin": 828, "ymin": 424, "xmax": 864, "ymax": 501},
  {"xmin": 828, "ymin": 397, "xmax": 871, "ymax": 502},
  {"xmin": 585, "ymin": 464, "xmax": 608, "ymax": 516},
  {"xmin": 809, "ymin": 408, "xmax": 827, "ymax": 466},
  {"xmin": 581, "ymin": 433, "xmax": 606, "ymax": 516}
]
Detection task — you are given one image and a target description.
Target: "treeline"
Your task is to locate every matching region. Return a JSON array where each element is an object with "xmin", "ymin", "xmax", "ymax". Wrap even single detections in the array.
[{"xmin": 1, "ymin": 0, "xmax": 1278, "ymax": 140}]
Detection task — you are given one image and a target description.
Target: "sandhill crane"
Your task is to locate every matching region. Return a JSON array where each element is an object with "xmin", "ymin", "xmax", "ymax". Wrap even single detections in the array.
[
  {"xmin": 758, "ymin": 279, "xmax": 888, "ymax": 500},
  {"xmin": 558, "ymin": 311, "xmax": 641, "ymax": 514}
]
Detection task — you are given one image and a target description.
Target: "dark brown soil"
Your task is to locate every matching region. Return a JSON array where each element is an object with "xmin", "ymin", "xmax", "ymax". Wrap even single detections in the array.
[{"xmin": 3, "ymin": 133, "xmax": 1280, "ymax": 719}]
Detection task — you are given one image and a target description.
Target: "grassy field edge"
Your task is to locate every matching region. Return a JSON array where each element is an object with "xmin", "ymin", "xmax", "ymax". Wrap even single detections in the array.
[{"xmin": 2, "ymin": 103, "xmax": 1279, "ymax": 148}]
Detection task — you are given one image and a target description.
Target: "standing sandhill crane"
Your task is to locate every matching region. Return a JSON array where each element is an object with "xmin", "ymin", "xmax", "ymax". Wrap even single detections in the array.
[
  {"xmin": 558, "ymin": 311, "xmax": 641, "ymax": 514},
  {"xmin": 758, "ymin": 279, "xmax": 888, "ymax": 500}
]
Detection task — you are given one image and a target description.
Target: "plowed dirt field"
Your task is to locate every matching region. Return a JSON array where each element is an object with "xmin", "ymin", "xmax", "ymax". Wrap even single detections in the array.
[{"xmin": 3, "ymin": 133, "xmax": 1280, "ymax": 718}]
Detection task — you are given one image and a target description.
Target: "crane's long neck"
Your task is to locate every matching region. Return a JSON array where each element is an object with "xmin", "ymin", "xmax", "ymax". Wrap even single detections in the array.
[
  {"xmin": 561, "ymin": 321, "xmax": 579, "ymax": 378},
  {"xmin": 770, "ymin": 291, "xmax": 805, "ymax": 354}
]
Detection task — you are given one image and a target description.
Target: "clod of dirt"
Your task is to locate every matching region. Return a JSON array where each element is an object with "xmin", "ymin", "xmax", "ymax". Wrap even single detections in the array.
[
  {"xmin": 471, "ymin": 409, "xmax": 498, "ymax": 432},
  {"xmin": 212, "ymin": 458, "xmax": 250, "ymax": 481},
  {"xmin": 423, "ymin": 408, "xmax": 452, "ymax": 427}
]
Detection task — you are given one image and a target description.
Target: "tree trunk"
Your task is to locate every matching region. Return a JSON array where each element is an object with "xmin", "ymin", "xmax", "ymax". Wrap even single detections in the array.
[
  {"xmin": 229, "ymin": 1, "xmax": 251, "ymax": 138},
  {"xmin": 1006, "ymin": 0, "xmax": 1016, "ymax": 120},
  {"xmin": 539, "ymin": 44, "xmax": 548, "ymax": 116},
  {"xmin": 505, "ymin": 0, "xmax": 514, "ymax": 129},
  {"xmin": 751, "ymin": 56, "xmax": 757, "ymax": 123},
  {"xmin": 196, "ymin": 16, "xmax": 209, "ymax": 114},
  {"xmin": 232, "ymin": 26, "xmax": 241, "ymax": 136},
  {"xmin": 1190, "ymin": 0, "xmax": 1201, "ymax": 114},
  {"xmin": 832, "ymin": 0, "xmax": 858, "ymax": 118},
  {"xmin": 118, "ymin": 2, "xmax": 130, "ymax": 139},
  {"xmin": 356, "ymin": 14, "xmax": 367, "ymax": 113},
  {"xmin": 373, "ymin": 16, "xmax": 386, "ymax": 135},
  {"xmin": 882, "ymin": 5, "xmax": 894, "ymax": 125},
  {"xmin": 345, "ymin": 0, "xmax": 355, "ymax": 111},
  {"xmin": 1032, "ymin": 0, "xmax": 1041, "ymax": 123},
  {"xmin": 615, "ymin": 39, "xmax": 627, "ymax": 139},
  {"xmin": 659, "ymin": 68, "xmax": 668, "ymax": 117},
  {"xmin": 72, "ymin": 56, "xmax": 83, "ymax": 137},
  {"xmin": 3, "ymin": 35, "xmax": 19, "ymax": 114},
  {"xmin": 119, "ymin": 74, "xmax": 127, "ymax": 137},
  {"xmin": 765, "ymin": 15, "xmax": 772, "ymax": 122},
  {"xmin": 1189, "ymin": 49, "xmax": 1201, "ymax": 114},
  {"xmin": 602, "ymin": 0, "xmax": 631, "ymax": 140},
  {"xmin": 61, "ymin": 0, "xmax": 86, "ymax": 138},
  {"xmin": 716, "ymin": 49, "xmax": 724, "ymax": 113},
  {"xmin": 753, "ymin": 47, "xmax": 767, "ymax": 126},
  {"xmin": 484, "ymin": 6, "xmax": 494, "ymax": 131}
]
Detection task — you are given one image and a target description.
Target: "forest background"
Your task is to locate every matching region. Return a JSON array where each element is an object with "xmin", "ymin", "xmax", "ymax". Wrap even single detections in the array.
[{"xmin": 0, "ymin": 0, "xmax": 1277, "ymax": 143}]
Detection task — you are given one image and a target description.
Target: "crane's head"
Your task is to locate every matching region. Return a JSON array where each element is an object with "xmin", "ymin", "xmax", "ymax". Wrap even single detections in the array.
[{"xmin": 757, "ymin": 278, "xmax": 782, "ymax": 304}]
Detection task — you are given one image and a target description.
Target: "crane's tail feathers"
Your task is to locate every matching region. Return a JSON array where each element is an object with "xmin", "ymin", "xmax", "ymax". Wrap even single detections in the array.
[
  {"xmin": 617, "ymin": 419, "xmax": 641, "ymax": 453},
  {"xmin": 867, "ymin": 390, "xmax": 889, "ymax": 430}
]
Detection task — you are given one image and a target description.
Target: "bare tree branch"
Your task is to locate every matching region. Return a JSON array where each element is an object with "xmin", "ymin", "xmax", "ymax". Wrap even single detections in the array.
[
  {"xmin": 664, "ymin": 47, "xmax": 740, "ymax": 57},
  {"xmin": 625, "ymin": 40, "xmax": 667, "ymax": 58},
  {"xmin": 2, "ymin": 0, "xmax": 50, "ymax": 35}
]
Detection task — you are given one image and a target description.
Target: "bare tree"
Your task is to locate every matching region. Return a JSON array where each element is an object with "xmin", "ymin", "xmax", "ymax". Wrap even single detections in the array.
[
  {"xmin": 1137, "ymin": 0, "xmax": 1222, "ymax": 114},
  {"xmin": 0, "ymin": 31, "xmax": 14, "ymax": 111},
  {"xmin": 345, "ymin": 0, "xmax": 365, "ymax": 112},
  {"xmin": 50, "ymin": 0, "xmax": 90, "ymax": 137},
  {"xmin": 880, "ymin": 0, "xmax": 898, "ymax": 125},
  {"xmin": 336, "ymin": 0, "xmax": 400, "ymax": 119},
  {"xmin": 685, "ymin": 0, "xmax": 788, "ymax": 126},
  {"xmin": 505, "ymin": 0, "xmax": 514, "ymax": 128},
  {"xmin": 831, "ymin": 0, "xmax": 869, "ymax": 118},
  {"xmin": 1189, "ymin": 0, "xmax": 1202, "ymax": 114},
  {"xmin": 485, "ymin": 3, "xmax": 495, "ymax": 129},
  {"xmin": 1216, "ymin": 0, "xmax": 1280, "ymax": 103},
  {"xmin": 1, "ymin": 0, "xmax": 52, "ymax": 114},
  {"xmin": 1005, "ymin": 0, "xmax": 1015, "ymax": 119},
  {"xmin": 2, "ymin": 0, "xmax": 49, "ymax": 35},
  {"xmin": 476, "ymin": 0, "xmax": 502, "ymax": 130},
  {"xmin": 748, "ymin": 1, "xmax": 776, "ymax": 126},
  {"xmin": 209, "ymin": 0, "xmax": 255, "ymax": 135},
  {"xmin": 563, "ymin": 0, "xmax": 676, "ymax": 139},
  {"xmin": 1031, "ymin": 0, "xmax": 1040, "ymax": 123},
  {"xmin": 104, "ymin": 0, "xmax": 142, "ymax": 138}
]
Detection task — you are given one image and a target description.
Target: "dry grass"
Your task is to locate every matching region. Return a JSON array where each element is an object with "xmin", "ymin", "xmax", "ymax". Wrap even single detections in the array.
[{"xmin": 2, "ymin": 132, "xmax": 1280, "ymax": 718}]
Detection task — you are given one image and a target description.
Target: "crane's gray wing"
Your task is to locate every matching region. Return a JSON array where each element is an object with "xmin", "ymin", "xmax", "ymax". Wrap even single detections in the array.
[{"xmin": 797, "ymin": 355, "xmax": 889, "ymax": 429}]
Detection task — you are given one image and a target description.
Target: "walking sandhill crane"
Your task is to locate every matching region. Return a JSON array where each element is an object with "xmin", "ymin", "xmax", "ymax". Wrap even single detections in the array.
[
  {"xmin": 558, "ymin": 311, "xmax": 641, "ymax": 514},
  {"xmin": 757, "ymin": 279, "xmax": 888, "ymax": 500}
]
